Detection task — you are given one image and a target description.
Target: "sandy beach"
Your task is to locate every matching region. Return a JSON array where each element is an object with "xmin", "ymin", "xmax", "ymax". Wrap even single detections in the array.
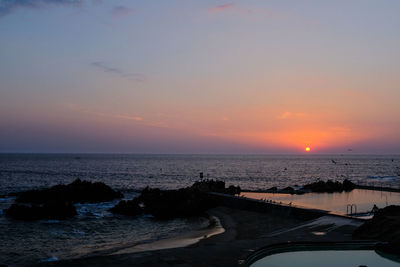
[{"xmin": 37, "ymin": 205, "xmax": 362, "ymax": 267}]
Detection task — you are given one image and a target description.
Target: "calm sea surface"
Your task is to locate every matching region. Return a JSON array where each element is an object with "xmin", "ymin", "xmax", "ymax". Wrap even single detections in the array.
[{"xmin": 0, "ymin": 154, "xmax": 399, "ymax": 265}]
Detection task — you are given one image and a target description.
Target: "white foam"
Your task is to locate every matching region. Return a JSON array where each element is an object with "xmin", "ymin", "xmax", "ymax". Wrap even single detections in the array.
[
  {"xmin": 40, "ymin": 257, "xmax": 58, "ymax": 262},
  {"xmin": 368, "ymin": 175, "xmax": 398, "ymax": 181},
  {"xmin": 75, "ymin": 201, "xmax": 116, "ymax": 218},
  {"xmin": 0, "ymin": 197, "xmax": 14, "ymax": 202}
]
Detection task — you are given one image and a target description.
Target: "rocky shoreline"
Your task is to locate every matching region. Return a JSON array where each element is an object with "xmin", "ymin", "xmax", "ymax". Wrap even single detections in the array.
[
  {"xmin": 4, "ymin": 179, "xmax": 240, "ymax": 221},
  {"xmin": 4, "ymin": 179, "xmax": 123, "ymax": 220},
  {"xmin": 2, "ymin": 179, "xmax": 399, "ymax": 266}
]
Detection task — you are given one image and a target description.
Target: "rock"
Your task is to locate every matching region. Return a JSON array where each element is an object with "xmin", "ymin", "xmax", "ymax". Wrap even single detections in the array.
[
  {"xmin": 139, "ymin": 187, "xmax": 216, "ymax": 219},
  {"xmin": 16, "ymin": 179, "xmax": 123, "ymax": 204},
  {"xmin": 6, "ymin": 179, "xmax": 121, "ymax": 221},
  {"xmin": 302, "ymin": 179, "xmax": 356, "ymax": 193},
  {"xmin": 353, "ymin": 205, "xmax": 400, "ymax": 254},
  {"xmin": 192, "ymin": 180, "xmax": 225, "ymax": 192},
  {"xmin": 5, "ymin": 202, "xmax": 77, "ymax": 221},
  {"xmin": 109, "ymin": 198, "xmax": 142, "ymax": 216},
  {"xmin": 280, "ymin": 187, "xmax": 295, "ymax": 194},
  {"xmin": 343, "ymin": 179, "xmax": 356, "ymax": 191},
  {"xmin": 111, "ymin": 187, "xmax": 217, "ymax": 219},
  {"xmin": 111, "ymin": 180, "xmax": 241, "ymax": 219},
  {"xmin": 191, "ymin": 180, "xmax": 240, "ymax": 195},
  {"xmin": 267, "ymin": 187, "xmax": 278, "ymax": 193},
  {"xmin": 226, "ymin": 185, "xmax": 241, "ymax": 195}
]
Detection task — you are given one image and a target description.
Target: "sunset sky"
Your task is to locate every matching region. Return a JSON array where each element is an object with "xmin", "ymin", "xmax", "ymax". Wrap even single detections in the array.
[{"xmin": 1, "ymin": 0, "xmax": 400, "ymax": 154}]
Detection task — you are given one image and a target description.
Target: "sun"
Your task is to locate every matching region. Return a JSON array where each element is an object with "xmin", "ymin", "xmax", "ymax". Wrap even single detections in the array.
[{"xmin": 305, "ymin": 147, "xmax": 311, "ymax": 152}]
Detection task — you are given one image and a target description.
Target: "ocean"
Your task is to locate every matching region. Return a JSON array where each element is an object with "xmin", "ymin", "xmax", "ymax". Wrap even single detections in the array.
[{"xmin": 0, "ymin": 154, "xmax": 399, "ymax": 265}]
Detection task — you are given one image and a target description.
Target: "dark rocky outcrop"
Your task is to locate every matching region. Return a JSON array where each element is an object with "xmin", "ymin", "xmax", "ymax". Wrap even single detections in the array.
[
  {"xmin": 191, "ymin": 180, "xmax": 241, "ymax": 195},
  {"xmin": 342, "ymin": 179, "xmax": 356, "ymax": 191},
  {"xmin": 109, "ymin": 198, "xmax": 142, "ymax": 217},
  {"xmin": 138, "ymin": 187, "xmax": 216, "ymax": 219},
  {"xmin": 280, "ymin": 186, "xmax": 295, "ymax": 194},
  {"xmin": 226, "ymin": 185, "xmax": 241, "ymax": 195},
  {"xmin": 5, "ymin": 179, "xmax": 122, "ymax": 221},
  {"xmin": 267, "ymin": 186, "xmax": 278, "ymax": 193},
  {"xmin": 5, "ymin": 202, "xmax": 77, "ymax": 221},
  {"xmin": 353, "ymin": 205, "xmax": 400, "ymax": 254},
  {"xmin": 16, "ymin": 179, "xmax": 123, "ymax": 204},
  {"xmin": 302, "ymin": 179, "xmax": 356, "ymax": 193},
  {"xmin": 110, "ymin": 180, "xmax": 238, "ymax": 219}
]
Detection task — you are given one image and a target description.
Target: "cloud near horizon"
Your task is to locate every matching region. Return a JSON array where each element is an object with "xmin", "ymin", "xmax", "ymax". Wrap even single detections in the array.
[
  {"xmin": 207, "ymin": 3, "xmax": 234, "ymax": 13},
  {"xmin": 207, "ymin": 3, "xmax": 284, "ymax": 20},
  {"xmin": 90, "ymin": 62, "xmax": 145, "ymax": 82},
  {"xmin": 0, "ymin": 0, "xmax": 84, "ymax": 17},
  {"xmin": 111, "ymin": 5, "xmax": 136, "ymax": 18}
]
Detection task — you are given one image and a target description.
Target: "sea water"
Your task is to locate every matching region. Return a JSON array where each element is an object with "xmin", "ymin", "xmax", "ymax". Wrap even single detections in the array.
[{"xmin": 0, "ymin": 154, "xmax": 399, "ymax": 265}]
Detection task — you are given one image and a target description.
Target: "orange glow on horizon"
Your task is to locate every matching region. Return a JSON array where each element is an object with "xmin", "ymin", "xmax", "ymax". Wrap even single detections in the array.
[{"xmin": 305, "ymin": 146, "xmax": 311, "ymax": 152}]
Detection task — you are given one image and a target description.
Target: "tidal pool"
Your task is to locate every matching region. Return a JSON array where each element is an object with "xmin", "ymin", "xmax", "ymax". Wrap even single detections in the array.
[{"xmin": 241, "ymin": 189, "xmax": 400, "ymax": 216}]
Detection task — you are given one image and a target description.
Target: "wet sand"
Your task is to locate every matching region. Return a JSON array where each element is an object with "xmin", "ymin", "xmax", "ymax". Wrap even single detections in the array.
[
  {"xmin": 37, "ymin": 206, "xmax": 362, "ymax": 266},
  {"xmin": 110, "ymin": 215, "xmax": 225, "ymax": 255}
]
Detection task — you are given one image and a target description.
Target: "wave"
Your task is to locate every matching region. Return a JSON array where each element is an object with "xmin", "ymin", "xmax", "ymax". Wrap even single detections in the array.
[
  {"xmin": 0, "ymin": 197, "xmax": 15, "ymax": 202},
  {"xmin": 75, "ymin": 201, "xmax": 117, "ymax": 219},
  {"xmin": 40, "ymin": 257, "xmax": 58, "ymax": 262},
  {"xmin": 40, "ymin": 219, "xmax": 60, "ymax": 224},
  {"xmin": 367, "ymin": 176, "xmax": 398, "ymax": 181}
]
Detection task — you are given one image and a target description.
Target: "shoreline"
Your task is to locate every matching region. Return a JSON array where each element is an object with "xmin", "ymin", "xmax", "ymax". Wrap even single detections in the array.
[
  {"xmin": 110, "ymin": 214, "xmax": 225, "ymax": 255},
  {"xmin": 37, "ymin": 205, "xmax": 364, "ymax": 266}
]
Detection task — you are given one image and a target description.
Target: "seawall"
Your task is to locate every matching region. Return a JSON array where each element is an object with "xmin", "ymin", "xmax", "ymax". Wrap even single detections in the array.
[{"xmin": 208, "ymin": 192, "xmax": 327, "ymax": 221}]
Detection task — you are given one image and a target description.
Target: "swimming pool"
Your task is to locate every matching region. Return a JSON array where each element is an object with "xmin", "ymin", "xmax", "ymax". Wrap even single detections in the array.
[{"xmin": 247, "ymin": 242, "xmax": 400, "ymax": 267}]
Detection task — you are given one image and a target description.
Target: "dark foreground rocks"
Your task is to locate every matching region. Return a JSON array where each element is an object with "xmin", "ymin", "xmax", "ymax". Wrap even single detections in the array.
[
  {"xmin": 5, "ymin": 202, "xmax": 77, "ymax": 220},
  {"xmin": 15, "ymin": 179, "xmax": 123, "ymax": 204},
  {"xmin": 191, "ymin": 180, "xmax": 241, "ymax": 195},
  {"xmin": 302, "ymin": 179, "xmax": 356, "ymax": 193},
  {"xmin": 5, "ymin": 179, "xmax": 122, "ymax": 221},
  {"xmin": 109, "ymin": 198, "xmax": 142, "ymax": 217},
  {"xmin": 111, "ymin": 180, "xmax": 240, "ymax": 219},
  {"xmin": 353, "ymin": 205, "xmax": 400, "ymax": 254}
]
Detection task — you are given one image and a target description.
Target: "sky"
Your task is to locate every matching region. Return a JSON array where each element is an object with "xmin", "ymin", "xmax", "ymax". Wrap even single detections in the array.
[{"xmin": 0, "ymin": 0, "xmax": 400, "ymax": 154}]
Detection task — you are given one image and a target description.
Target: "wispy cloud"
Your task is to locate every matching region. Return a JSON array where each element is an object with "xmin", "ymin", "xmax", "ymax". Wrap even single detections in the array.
[
  {"xmin": 207, "ymin": 3, "xmax": 234, "ymax": 13},
  {"xmin": 111, "ymin": 5, "xmax": 135, "ymax": 18},
  {"xmin": 90, "ymin": 62, "xmax": 145, "ymax": 82},
  {"xmin": 0, "ymin": 0, "xmax": 84, "ymax": 18},
  {"xmin": 65, "ymin": 103, "xmax": 172, "ymax": 129},
  {"xmin": 278, "ymin": 112, "xmax": 305, "ymax": 120}
]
